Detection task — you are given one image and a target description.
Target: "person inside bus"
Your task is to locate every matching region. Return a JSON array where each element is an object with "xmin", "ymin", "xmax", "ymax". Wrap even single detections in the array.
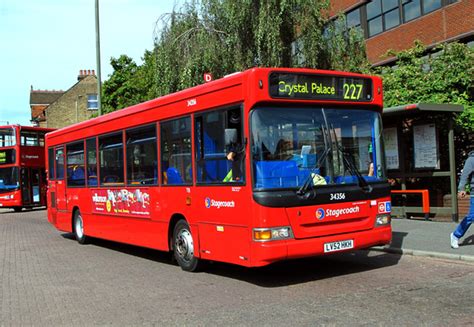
[
  {"xmin": 224, "ymin": 110, "xmax": 244, "ymax": 182},
  {"xmin": 274, "ymin": 139, "xmax": 293, "ymax": 161},
  {"xmin": 368, "ymin": 143, "xmax": 374, "ymax": 177}
]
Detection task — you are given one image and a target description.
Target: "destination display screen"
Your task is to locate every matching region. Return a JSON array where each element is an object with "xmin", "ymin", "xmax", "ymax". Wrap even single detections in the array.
[
  {"xmin": 0, "ymin": 149, "xmax": 15, "ymax": 165},
  {"xmin": 269, "ymin": 72, "xmax": 373, "ymax": 101}
]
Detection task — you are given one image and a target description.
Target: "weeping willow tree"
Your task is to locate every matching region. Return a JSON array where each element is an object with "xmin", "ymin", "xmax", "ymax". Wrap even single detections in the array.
[
  {"xmin": 102, "ymin": 0, "xmax": 368, "ymax": 112},
  {"xmin": 149, "ymin": 0, "xmax": 368, "ymax": 96}
]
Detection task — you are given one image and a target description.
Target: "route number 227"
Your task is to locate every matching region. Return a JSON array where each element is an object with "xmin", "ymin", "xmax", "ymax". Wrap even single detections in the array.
[{"xmin": 343, "ymin": 83, "xmax": 363, "ymax": 100}]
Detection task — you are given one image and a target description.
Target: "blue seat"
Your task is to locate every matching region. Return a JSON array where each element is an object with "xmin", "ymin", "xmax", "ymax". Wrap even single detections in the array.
[
  {"xmin": 255, "ymin": 161, "xmax": 299, "ymax": 188},
  {"xmin": 167, "ymin": 167, "xmax": 183, "ymax": 184}
]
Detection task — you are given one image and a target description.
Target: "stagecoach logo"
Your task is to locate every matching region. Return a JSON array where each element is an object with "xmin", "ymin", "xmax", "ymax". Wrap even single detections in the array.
[
  {"xmin": 204, "ymin": 197, "xmax": 235, "ymax": 209},
  {"xmin": 21, "ymin": 154, "xmax": 39, "ymax": 159},
  {"xmin": 316, "ymin": 205, "xmax": 361, "ymax": 220},
  {"xmin": 316, "ymin": 208, "xmax": 325, "ymax": 220}
]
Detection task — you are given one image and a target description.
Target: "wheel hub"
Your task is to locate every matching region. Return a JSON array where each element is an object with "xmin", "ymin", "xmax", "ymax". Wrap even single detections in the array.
[
  {"xmin": 75, "ymin": 215, "xmax": 84, "ymax": 238},
  {"xmin": 175, "ymin": 229, "xmax": 194, "ymax": 262}
]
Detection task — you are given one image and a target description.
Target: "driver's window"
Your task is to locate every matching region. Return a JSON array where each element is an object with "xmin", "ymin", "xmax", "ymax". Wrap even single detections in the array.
[{"xmin": 195, "ymin": 107, "xmax": 244, "ymax": 184}]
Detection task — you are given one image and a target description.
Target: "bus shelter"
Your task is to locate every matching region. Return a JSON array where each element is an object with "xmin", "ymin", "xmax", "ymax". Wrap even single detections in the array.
[{"xmin": 382, "ymin": 103, "xmax": 464, "ymax": 222}]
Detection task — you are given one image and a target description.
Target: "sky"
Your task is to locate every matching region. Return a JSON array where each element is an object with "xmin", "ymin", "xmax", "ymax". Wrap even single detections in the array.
[{"xmin": 0, "ymin": 0, "xmax": 180, "ymax": 126}]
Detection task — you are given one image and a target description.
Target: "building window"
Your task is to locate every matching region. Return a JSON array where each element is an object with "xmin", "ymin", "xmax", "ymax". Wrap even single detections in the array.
[
  {"xmin": 367, "ymin": 0, "xmax": 401, "ymax": 37},
  {"xmin": 383, "ymin": 0, "xmax": 401, "ymax": 30},
  {"xmin": 346, "ymin": 8, "xmax": 361, "ymax": 29},
  {"xmin": 403, "ymin": 0, "xmax": 421, "ymax": 22},
  {"xmin": 423, "ymin": 0, "xmax": 442, "ymax": 13},
  {"xmin": 359, "ymin": 0, "xmax": 456, "ymax": 39},
  {"xmin": 87, "ymin": 94, "xmax": 98, "ymax": 110}
]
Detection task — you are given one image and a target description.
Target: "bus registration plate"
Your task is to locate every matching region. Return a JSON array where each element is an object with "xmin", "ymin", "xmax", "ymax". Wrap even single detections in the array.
[{"xmin": 324, "ymin": 239, "xmax": 354, "ymax": 253}]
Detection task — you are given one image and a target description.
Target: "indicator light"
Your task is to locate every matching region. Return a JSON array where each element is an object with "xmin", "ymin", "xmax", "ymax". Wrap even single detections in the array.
[{"xmin": 253, "ymin": 227, "xmax": 293, "ymax": 241}]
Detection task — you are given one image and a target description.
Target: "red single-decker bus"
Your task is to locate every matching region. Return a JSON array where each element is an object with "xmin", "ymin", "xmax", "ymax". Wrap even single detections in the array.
[
  {"xmin": 0, "ymin": 125, "xmax": 55, "ymax": 211},
  {"xmin": 46, "ymin": 68, "xmax": 392, "ymax": 271}
]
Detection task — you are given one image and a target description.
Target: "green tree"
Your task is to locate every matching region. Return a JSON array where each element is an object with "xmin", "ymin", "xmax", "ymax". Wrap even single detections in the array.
[
  {"xmin": 102, "ymin": 0, "xmax": 369, "ymax": 110},
  {"xmin": 101, "ymin": 55, "xmax": 145, "ymax": 114},
  {"xmin": 146, "ymin": 0, "xmax": 368, "ymax": 97},
  {"xmin": 379, "ymin": 41, "xmax": 474, "ymax": 132}
]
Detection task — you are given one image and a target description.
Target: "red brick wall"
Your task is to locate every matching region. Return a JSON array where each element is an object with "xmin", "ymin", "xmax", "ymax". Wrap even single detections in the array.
[
  {"xmin": 329, "ymin": 0, "xmax": 363, "ymax": 17},
  {"xmin": 366, "ymin": 0, "xmax": 474, "ymax": 64}
]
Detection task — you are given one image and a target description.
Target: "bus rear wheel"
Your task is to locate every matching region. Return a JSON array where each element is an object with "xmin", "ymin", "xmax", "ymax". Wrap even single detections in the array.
[
  {"xmin": 73, "ymin": 210, "xmax": 89, "ymax": 244},
  {"xmin": 173, "ymin": 220, "xmax": 200, "ymax": 272},
  {"xmin": 13, "ymin": 207, "xmax": 22, "ymax": 212}
]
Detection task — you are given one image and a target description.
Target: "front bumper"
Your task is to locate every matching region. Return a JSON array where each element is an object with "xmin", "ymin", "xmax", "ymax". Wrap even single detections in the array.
[{"xmin": 250, "ymin": 226, "xmax": 392, "ymax": 267}]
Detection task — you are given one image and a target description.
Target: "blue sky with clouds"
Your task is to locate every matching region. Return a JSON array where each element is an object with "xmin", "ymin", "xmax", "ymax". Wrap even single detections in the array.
[{"xmin": 0, "ymin": 0, "xmax": 179, "ymax": 125}]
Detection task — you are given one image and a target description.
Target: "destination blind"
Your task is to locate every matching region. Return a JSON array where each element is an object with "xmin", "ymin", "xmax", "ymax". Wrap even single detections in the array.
[
  {"xmin": 0, "ymin": 149, "xmax": 15, "ymax": 165},
  {"xmin": 269, "ymin": 72, "xmax": 373, "ymax": 101}
]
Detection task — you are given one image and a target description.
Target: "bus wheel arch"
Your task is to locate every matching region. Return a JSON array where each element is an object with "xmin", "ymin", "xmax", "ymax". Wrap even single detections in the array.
[{"xmin": 169, "ymin": 214, "xmax": 201, "ymax": 272}]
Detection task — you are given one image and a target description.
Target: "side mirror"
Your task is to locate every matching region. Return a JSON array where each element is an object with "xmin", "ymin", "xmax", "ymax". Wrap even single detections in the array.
[{"xmin": 225, "ymin": 128, "xmax": 238, "ymax": 146}]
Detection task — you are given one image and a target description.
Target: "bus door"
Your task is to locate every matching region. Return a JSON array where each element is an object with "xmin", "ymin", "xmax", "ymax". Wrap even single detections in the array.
[
  {"xmin": 31, "ymin": 169, "xmax": 41, "ymax": 204},
  {"xmin": 40, "ymin": 169, "xmax": 47, "ymax": 206},
  {"xmin": 54, "ymin": 147, "xmax": 67, "ymax": 211},
  {"xmin": 20, "ymin": 168, "xmax": 31, "ymax": 206}
]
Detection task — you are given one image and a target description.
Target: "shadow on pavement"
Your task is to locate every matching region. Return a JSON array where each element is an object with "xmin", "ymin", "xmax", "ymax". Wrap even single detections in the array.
[
  {"xmin": 389, "ymin": 231, "xmax": 409, "ymax": 249},
  {"xmin": 61, "ymin": 233, "xmax": 173, "ymax": 265},
  {"xmin": 460, "ymin": 235, "xmax": 474, "ymax": 247},
  {"xmin": 61, "ymin": 232, "xmax": 402, "ymax": 287}
]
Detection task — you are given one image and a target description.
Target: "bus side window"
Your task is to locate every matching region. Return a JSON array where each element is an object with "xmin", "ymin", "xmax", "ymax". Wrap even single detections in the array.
[
  {"xmin": 55, "ymin": 147, "xmax": 65, "ymax": 180},
  {"xmin": 66, "ymin": 141, "xmax": 85, "ymax": 187},
  {"xmin": 126, "ymin": 125, "xmax": 157, "ymax": 185},
  {"xmin": 194, "ymin": 107, "xmax": 244, "ymax": 184},
  {"xmin": 99, "ymin": 133, "xmax": 124, "ymax": 186},
  {"xmin": 48, "ymin": 148, "xmax": 55, "ymax": 180},
  {"xmin": 160, "ymin": 117, "xmax": 192, "ymax": 185},
  {"xmin": 86, "ymin": 138, "xmax": 98, "ymax": 186}
]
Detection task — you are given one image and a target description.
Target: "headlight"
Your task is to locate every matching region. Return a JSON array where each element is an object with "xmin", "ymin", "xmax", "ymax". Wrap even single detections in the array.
[
  {"xmin": 253, "ymin": 226, "xmax": 293, "ymax": 241},
  {"xmin": 375, "ymin": 214, "xmax": 391, "ymax": 226}
]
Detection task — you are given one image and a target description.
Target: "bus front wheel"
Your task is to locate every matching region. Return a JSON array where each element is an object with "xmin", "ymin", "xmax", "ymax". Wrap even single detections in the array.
[
  {"xmin": 173, "ymin": 220, "xmax": 200, "ymax": 272},
  {"xmin": 73, "ymin": 210, "xmax": 89, "ymax": 244}
]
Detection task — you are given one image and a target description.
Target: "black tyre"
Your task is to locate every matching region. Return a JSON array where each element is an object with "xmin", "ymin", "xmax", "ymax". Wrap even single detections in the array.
[
  {"xmin": 173, "ymin": 220, "xmax": 200, "ymax": 272},
  {"xmin": 13, "ymin": 207, "xmax": 22, "ymax": 212},
  {"xmin": 73, "ymin": 210, "xmax": 89, "ymax": 244}
]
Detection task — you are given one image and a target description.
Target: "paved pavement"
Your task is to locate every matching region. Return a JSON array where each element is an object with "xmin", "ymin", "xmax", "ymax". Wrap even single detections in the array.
[
  {"xmin": 1, "ymin": 208, "xmax": 473, "ymax": 326},
  {"xmin": 373, "ymin": 217, "xmax": 474, "ymax": 262}
]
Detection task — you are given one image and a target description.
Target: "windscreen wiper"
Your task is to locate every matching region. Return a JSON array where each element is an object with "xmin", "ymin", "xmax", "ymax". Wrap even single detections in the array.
[
  {"xmin": 337, "ymin": 145, "xmax": 373, "ymax": 193},
  {"xmin": 296, "ymin": 147, "xmax": 330, "ymax": 198}
]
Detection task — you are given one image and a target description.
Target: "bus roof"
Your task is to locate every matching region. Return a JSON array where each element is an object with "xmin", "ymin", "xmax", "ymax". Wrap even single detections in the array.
[
  {"xmin": 0, "ymin": 125, "xmax": 55, "ymax": 133},
  {"xmin": 46, "ymin": 67, "xmax": 382, "ymax": 143}
]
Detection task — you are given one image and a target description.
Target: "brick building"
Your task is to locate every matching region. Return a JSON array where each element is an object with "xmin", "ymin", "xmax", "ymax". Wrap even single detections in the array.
[
  {"xmin": 329, "ymin": 0, "xmax": 474, "ymax": 65},
  {"xmin": 29, "ymin": 89, "xmax": 64, "ymax": 126},
  {"xmin": 30, "ymin": 70, "xmax": 99, "ymax": 129}
]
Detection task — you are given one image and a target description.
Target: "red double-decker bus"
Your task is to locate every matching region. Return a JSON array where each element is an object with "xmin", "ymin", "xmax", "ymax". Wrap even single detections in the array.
[
  {"xmin": 0, "ymin": 125, "xmax": 55, "ymax": 211},
  {"xmin": 46, "ymin": 68, "xmax": 391, "ymax": 271}
]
